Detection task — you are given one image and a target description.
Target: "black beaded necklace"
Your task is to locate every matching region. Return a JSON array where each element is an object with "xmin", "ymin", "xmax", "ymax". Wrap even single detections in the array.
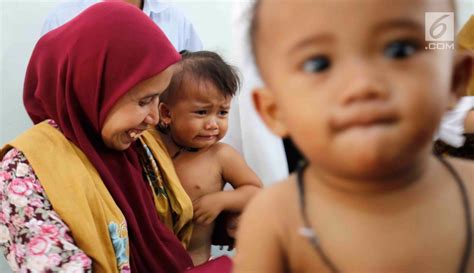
[{"xmin": 295, "ymin": 155, "xmax": 472, "ymax": 273}]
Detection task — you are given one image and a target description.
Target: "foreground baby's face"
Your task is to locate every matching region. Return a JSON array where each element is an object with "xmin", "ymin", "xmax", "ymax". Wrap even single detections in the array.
[{"xmin": 254, "ymin": 0, "xmax": 456, "ymax": 179}]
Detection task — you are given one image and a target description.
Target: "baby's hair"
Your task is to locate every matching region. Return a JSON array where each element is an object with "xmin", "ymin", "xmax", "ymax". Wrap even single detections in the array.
[{"xmin": 160, "ymin": 50, "xmax": 240, "ymax": 104}]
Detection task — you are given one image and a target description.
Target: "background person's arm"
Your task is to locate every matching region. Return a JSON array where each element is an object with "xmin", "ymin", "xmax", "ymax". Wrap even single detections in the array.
[
  {"xmin": 464, "ymin": 107, "xmax": 474, "ymax": 134},
  {"xmin": 436, "ymin": 96, "xmax": 474, "ymax": 147}
]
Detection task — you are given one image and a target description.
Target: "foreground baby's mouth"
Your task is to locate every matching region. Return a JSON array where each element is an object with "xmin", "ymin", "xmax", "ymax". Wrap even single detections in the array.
[{"xmin": 330, "ymin": 107, "xmax": 398, "ymax": 132}]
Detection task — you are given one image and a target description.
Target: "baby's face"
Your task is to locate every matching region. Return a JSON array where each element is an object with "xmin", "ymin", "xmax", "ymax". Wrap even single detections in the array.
[
  {"xmin": 167, "ymin": 79, "xmax": 231, "ymax": 149},
  {"xmin": 254, "ymin": 0, "xmax": 457, "ymax": 179}
]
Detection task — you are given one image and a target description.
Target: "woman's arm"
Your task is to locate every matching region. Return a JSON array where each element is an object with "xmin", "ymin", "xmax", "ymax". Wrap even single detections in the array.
[{"xmin": 0, "ymin": 148, "xmax": 92, "ymax": 273}]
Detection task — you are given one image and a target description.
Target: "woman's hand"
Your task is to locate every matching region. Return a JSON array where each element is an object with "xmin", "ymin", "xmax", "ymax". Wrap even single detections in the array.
[{"xmin": 193, "ymin": 193, "xmax": 224, "ymax": 225}]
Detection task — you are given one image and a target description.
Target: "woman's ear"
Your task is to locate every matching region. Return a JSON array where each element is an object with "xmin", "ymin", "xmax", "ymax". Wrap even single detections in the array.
[
  {"xmin": 158, "ymin": 102, "xmax": 172, "ymax": 125},
  {"xmin": 253, "ymin": 87, "xmax": 288, "ymax": 137},
  {"xmin": 449, "ymin": 51, "xmax": 473, "ymax": 107}
]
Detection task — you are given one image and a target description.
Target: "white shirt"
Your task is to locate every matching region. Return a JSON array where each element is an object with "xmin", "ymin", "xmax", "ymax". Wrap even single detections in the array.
[
  {"xmin": 41, "ymin": 0, "xmax": 203, "ymax": 52},
  {"xmin": 436, "ymin": 96, "xmax": 474, "ymax": 147}
]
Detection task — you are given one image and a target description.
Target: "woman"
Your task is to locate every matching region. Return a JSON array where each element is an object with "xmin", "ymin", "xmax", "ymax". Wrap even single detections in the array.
[{"xmin": 0, "ymin": 2, "xmax": 229, "ymax": 272}]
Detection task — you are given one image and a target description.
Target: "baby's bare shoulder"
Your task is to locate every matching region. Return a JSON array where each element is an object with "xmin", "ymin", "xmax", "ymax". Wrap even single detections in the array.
[
  {"xmin": 211, "ymin": 142, "xmax": 245, "ymax": 163},
  {"xmin": 210, "ymin": 142, "xmax": 237, "ymax": 155},
  {"xmin": 247, "ymin": 176, "xmax": 298, "ymax": 214}
]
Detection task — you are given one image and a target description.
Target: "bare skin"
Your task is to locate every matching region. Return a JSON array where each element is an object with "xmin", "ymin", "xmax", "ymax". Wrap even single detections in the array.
[
  {"xmin": 235, "ymin": 156, "xmax": 474, "ymax": 273},
  {"xmin": 162, "ymin": 137, "xmax": 261, "ymax": 265},
  {"xmin": 465, "ymin": 109, "xmax": 474, "ymax": 134},
  {"xmin": 123, "ymin": 0, "xmax": 143, "ymax": 9}
]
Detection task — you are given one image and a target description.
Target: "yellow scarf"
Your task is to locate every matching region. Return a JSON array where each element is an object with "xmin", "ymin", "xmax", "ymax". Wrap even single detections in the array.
[{"xmin": 140, "ymin": 129, "xmax": 194, "ymax": 247}]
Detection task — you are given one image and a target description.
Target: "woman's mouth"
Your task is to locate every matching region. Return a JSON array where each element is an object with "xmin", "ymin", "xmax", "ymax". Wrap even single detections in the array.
[{"xmin": 127, "ymin": 129, "xmax": 145, "ymax": 141}]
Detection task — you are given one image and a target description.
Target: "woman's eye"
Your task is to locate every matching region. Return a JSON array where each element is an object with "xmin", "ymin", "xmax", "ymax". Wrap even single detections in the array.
[
  {"xmin": 139, "ymin": 98, "xmax": 152, "ymax": 107},
  {"xmin": 302, "ymin": 56, "xmax": 331, "ymax": 73},
  {"xmin": 384, "ymin": 40, "xmax": 418, "ymax": 59}
]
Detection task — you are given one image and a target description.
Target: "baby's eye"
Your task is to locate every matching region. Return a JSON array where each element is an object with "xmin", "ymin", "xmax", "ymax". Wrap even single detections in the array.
[
  {"xmin": 195, "ymin": 110, "xmax": 207, "ymax": 115},
  {"xmin": 302, "ymin": 56, "xmax": 331, "ymax": 73},
  {"xmin": 384, "ymin": 40, "xmax": 418, "ymax": 59},
  {"xmin": 219, "ymin": 110, "xmax": 229, "ymax": 116}
]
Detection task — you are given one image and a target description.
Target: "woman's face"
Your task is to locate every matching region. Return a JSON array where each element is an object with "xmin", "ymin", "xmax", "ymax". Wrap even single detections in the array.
[{"xmin": 101, "ymin": 66, "xmax": 174, "ymax": 150}]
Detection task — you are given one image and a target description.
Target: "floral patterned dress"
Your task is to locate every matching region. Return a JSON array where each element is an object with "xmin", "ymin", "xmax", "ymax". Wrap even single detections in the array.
[
  {"xmin": 0, "ymin": 121, "xmax": 93, "ymax": 272},
  {"xmin": 0, "ymin": 148, "xmax": 92, "ymax": 273}
]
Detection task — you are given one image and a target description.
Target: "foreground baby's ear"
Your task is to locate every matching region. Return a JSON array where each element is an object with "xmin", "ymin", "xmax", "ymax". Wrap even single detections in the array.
[
  {"xmin": 450, "ymin": 51, "xmax": 473, "ymax": 103},
  {"xmin": 252, "ymin": 87, "xmax": 288, "ymax": 137}
]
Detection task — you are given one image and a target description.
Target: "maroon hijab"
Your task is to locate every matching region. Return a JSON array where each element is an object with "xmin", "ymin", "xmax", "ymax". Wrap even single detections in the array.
[{"xmin": 23, "ymin": 2, "xmax": 193, "ymax": 272}]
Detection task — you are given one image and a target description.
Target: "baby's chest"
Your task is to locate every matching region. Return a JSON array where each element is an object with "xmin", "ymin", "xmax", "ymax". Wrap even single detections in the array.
[
  {"xmin": 284, "ymin": 213, "xmax": 466, "ymax": 273},
  {"xmin": 175, "ymin": 159, "xmax": 223, "ymax": 199}
]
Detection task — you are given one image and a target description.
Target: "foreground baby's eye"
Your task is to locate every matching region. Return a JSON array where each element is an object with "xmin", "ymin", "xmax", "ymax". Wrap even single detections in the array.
[
  {"xmin": 302, "ymin": 56, "xmax": 331, "ymax": 73},
  {"xmin": 384, "ymin": 40, "xmax": 418, "ymax": 59}
]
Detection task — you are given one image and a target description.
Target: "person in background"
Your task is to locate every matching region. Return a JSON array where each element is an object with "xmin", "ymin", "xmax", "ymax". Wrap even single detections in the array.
[
  {"xmin": 234, "ymin": 0, "xmax": 474, "ymax": 272},
  {"xmin": 41, "ymin": 0, "xmax": 203, "ymax": 52},
  {"xmin": 435, "ymin": 15, "xmax": 474, "ymax": 159},
  {"xmin": 0, "ymin": 2, "xmax": 230, "ymax": 272},
  {"xmin": 157, "ymin": 50, "xmax": 262, "ymax": 265}
]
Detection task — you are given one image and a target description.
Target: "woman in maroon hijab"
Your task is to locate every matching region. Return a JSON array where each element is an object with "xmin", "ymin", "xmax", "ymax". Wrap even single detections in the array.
[{"xmin": 0, "ymin": 2, "xmax": 230, "ymax": 272}]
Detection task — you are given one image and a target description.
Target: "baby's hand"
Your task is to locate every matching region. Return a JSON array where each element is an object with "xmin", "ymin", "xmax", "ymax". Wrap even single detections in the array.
[{"xmin": 193, "ymin": 193, "xmax": 223, "ymax": 225}]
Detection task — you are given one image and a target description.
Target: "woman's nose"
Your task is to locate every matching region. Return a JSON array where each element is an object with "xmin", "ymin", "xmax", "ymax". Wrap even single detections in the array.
[{"xmin": 144, "ymin": 104, "xmax": 160, "ymax": 126}]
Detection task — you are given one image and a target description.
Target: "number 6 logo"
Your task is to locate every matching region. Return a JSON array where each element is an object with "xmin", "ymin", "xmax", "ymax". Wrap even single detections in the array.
[{"xmin": 425, "ymin": 12, "xmax": 454, "ymax": 42}]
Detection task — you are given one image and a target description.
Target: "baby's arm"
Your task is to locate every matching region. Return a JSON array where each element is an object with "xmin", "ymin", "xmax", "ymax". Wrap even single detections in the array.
[
  {"xmin": 233, "ymin": 188, "xmax": 285, "ymax": 273},
  {"xmin": 192, "ymin": 144, "xmax": 262, "ymax": 225},
  {"xmin": 217, "ymin": 144, "xmax": 262, "ymax": 210}
]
